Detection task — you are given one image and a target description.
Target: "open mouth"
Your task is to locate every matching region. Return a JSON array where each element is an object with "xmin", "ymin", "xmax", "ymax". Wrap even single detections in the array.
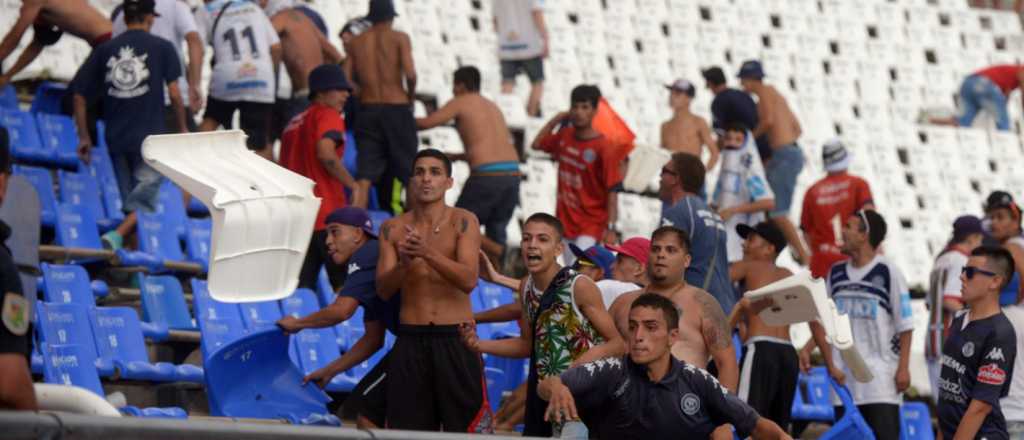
[{"xmin": 525, "ymin": 254, "xmax": 542, "ymax": 263}]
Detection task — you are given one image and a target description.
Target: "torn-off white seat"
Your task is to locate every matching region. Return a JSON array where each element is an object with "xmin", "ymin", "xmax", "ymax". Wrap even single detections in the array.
[
  {"xmin": 747, "ymin": 271, "xmax": 874, "ymax": 383},
  {"xmin": 142, "ymin": 130, "xmax": 320, "ymax": 303},
  {"xmin": 623, "ymin": 145, "xmax": 670, "ymax": 193}
]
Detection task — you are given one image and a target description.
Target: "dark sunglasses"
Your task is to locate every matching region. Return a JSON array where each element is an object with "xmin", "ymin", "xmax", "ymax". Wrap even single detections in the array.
[{"xmin": 962, "ymin": 266, "xmax": 998, "ymax": 280}]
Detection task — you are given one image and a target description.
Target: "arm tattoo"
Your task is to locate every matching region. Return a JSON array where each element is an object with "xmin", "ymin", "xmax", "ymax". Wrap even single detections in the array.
[
  {"xmin": 381, "ymin": 224, "xmax": 390, "ymax": 241},
  {"xmin": 699, "ymin": 292, "xmax": 732, "ymax": 351},
  {"xmin": 461, "ymin": 217, "xmax": 468, "ymax": 233}
]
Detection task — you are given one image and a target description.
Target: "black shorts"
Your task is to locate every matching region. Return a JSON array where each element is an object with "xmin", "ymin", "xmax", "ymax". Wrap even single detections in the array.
[
  {"xmin": 203, "ymin": 97, "xmax": 272, "ymax": 149},
  {"xmin": 737, "ymin": 337, "xmax": 800, "ymax": 429},
  {"xmin": 163, "ymin": 106, "xmax": 198, "ymax": 133},
  {"xmin": 500, "ymin": 57, "xmax": 544, "ymax": 83},
  {"xmin": 455, "ymin": 173, "xmax": 520, "ymax": 245},
  {"xmin": 342, "ymin": 352, "xmax": 389, "ymax": 426},
  {"xmin": 834, "ymin": 403, "xmax": 901, "ymax": 440},
  {"xmin": 386, "ymin": 324, "xmax": 493, "ymax": 433},
  {"xmin": 271, "ymin": 95, "xmax": 311, "ymax": 143},
  {"xmin": 353, "ymin": 104, "xmax": 417, "ymax": 185}
]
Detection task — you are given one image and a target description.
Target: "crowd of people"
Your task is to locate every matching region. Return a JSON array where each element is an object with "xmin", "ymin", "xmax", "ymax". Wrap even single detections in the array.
[{"xmin": 0, "ymin": 0, "xmax": 1023, "ymax": 439}]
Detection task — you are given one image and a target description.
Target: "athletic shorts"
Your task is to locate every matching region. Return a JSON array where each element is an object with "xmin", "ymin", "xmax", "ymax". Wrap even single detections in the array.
[
  {"xmin": 203, "ymin": 97, "xmax": 272, "ymax": 149},
  {"xmin": 500, "ymin": 57, "xmax": 544, "ymax": 83},
  {"xmin": 765, "ymin": 143, "xmax": 804, "ymax": 217},
  {"xmin": 385, "ymin": 324, "xmax": 493, "ymax": 433},
  {"xmin": 455, "ymin": 171, "xmax": 520, "ymax": 245},
  {"xmin": 834, "ymin": 403, "xmax": 901, "ymax": 440},
  {"xmin": 353, "ymin": 104, "xmax": 417, "ymax": 185},
  {"xmin": 737, "ymin": 337, "xmax": 800, "ymax": 430},
  {"xmin": 342, "ymin": 352, "xmax": 389, "ymax": 427}
]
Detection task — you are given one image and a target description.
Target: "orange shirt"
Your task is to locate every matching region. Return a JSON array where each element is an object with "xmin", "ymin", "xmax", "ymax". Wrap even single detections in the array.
[
  {"xmin": 280, "ymin": 103, "xmax": 347, "ymax": 230},
  {"xmin": 538, "ymin": 128, "xmax": 623, "ymax": 240},
  {"xmin": 977, "ymin": 64, "xmax": 1023, "ymax": 96},
  {"xmin": 800, "ymin": 173, "xmax": 873, "ymax": 277}
]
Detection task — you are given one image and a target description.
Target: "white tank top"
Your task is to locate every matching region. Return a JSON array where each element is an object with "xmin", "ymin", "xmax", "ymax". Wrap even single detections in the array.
[{"xmin": 198, "ymin": 0, "xmax": 279, "ymax": 103}]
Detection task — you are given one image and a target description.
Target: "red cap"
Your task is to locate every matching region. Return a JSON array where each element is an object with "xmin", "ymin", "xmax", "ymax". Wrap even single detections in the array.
[{"xmin": 607, "ymin": 237, "xmax": 651, "ymax": 266}]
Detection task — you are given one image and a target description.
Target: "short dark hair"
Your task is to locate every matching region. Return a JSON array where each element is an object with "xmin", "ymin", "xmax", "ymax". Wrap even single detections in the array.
[
  {"xmin": 724, "ymin": 122, "xmax": 748, "ymax": 134},
  {"xmin": 525, "ymin": 213, "xmax": 564, "ymax": 240},
  {"xmin": 972, "ymin": 245, "xmax": 1017, "ymax": 290},
  {"xmin": 630, "ymin": 292, "xmax": 680, "ymax": 330},
  {"xmin": 453, "ymin": 66, "xmax": 481, "ymax": 92},
  {"xmin": 413, "ymin": 148, "xmax": 452, "ymax": 177},
  {"xmin": 855, "ymin": 209, "xmax": 887, "ymax": 248},
  {"xmin": 701, "ymin": 67, "xmax": 726, "ymax": 86},
  {"xmin": 668, "ymin": 152, "xmax": 705, "ymax": 194},
  {"xmin": 651, "ymin": 226, "xmax": 691, "ymax": 254},
  {"xmin": 570, "ymin": 84, "xmax": 601, "ymax": 107},
  {"xmin": 124, "ymin": 11, "xmax": 147, "ymax": 24}
]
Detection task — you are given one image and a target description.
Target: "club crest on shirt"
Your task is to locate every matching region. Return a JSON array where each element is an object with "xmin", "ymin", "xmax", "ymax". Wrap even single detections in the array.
[
  {"xmin": 106, "ymin": 46, "xmax": 150, "ymax": 99},
  {"xmin": 1, "ymin": 292, "xmax": 28, "ymax": 336},
  {"xmin": 963, "ymin": 342, "xmax": 975, "ymax": 358},
  {"xmin": 681, "ymin": 393, "xmax": 700, "ymax": 415},
  {"xmin": 582, "ymin": 149, "xmax": 596, "ymax": 164},
  {"xmin": 978, "ymin": 363, "xmax": 1006, "ymax": 385}
]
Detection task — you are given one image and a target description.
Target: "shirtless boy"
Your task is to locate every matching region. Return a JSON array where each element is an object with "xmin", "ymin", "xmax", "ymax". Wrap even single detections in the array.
[
  {"xmin": 416, "ymin": 66, "xmax": 520, "ymax": 261},
  {"xmin": 727, "ymin": 221, "xmax": 799, "ymax": 430},
  {"xmin": 375, "ymin": 149, "xmax": 491, "ymax": 432},
  {"xmin": 661, "ymin": 78, "xmax": 718, "ymax": 172}
]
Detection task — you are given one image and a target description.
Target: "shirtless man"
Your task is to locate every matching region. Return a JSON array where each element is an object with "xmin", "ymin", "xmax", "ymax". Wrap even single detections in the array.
[
  {"xmin": 0, "ymin": 0, "xmax": 112, "ymax": 88},
  {"xmin": 345, "ymin": 0, "xmax": 417, "ymax": 214},
  {"xmin": 661, "ymin": 79, "xmax": 719, "ymax": 172},
  {"xmin": 261, "ymin": 0, "xmax": 342, "ymax": 142},
  {"xmin": 726, "ymin": 221, "xmax": 799, "ymax": 430},
  {"xmin": 738, "ymin": 59, "xmax": 811, "ymax": 267},
  {"xmin": 375, "ymin": 149, "xmax": 492, "ymax": 433},
  {"xmin": 416, "ymin": 66, "xmax": 520, "ymax": 261}
]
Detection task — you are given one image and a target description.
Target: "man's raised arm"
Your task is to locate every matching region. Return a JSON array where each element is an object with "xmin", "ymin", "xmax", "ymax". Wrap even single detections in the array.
[{"xmin": 375, "ymin": 220, "xmax": 404, "ymax": 300}]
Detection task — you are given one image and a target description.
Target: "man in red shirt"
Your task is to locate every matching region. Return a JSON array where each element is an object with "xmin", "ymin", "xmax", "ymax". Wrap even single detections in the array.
[
  {"xmin": 531, "ymin": 85, "xmax": 623, "ymax": 260},
  {"xmin": 934, "ymin": 64, "xmax": 1023, "ymax": 131},
  {"xmin": 280, "ymin": 63, "xmax": 361, "ymax": 290},
  {"xmin": 799, "ymin": 138, "xmax": 874, "ymax": 278}
]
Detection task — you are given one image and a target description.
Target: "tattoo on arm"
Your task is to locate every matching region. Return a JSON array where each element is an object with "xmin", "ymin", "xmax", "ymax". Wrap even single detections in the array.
[
  {"xmin": 461, "ymin": 217, "xmax": 468, "ymax": 233},
  {"xmin": 700, "ymin": 292, "xmax": 732, "ymax": 351},
  {"xmin": 381, "ymin": 224, "xmax": 390, "ymax": 241}
]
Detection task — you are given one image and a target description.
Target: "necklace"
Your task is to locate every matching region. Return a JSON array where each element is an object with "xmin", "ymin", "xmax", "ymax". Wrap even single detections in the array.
[{"xmin": 429, "ymin": 207, "xmax": 449, "ymax": 234}]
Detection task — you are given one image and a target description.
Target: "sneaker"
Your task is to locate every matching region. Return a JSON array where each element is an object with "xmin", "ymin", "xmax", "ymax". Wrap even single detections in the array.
[{"xmin": 101, "ymin": 231, "xmax": 123, "ymax": 251}]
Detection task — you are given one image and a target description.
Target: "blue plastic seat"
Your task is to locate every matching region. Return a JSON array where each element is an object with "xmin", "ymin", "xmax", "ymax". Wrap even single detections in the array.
[
  {"xmin": 239, "ymin": 300, "xmax": 283, "ymax": 332},
  {"xmin": 35, "ymin": 301, "xmax": 115, "ymax": 376},
  {"xmin": 819, "ymin": 377, "xmax": 876, "ymax": 440},
  {"xmin": 58, "ymin": 170, "xmax": 115, "ymax": 231},
  {"xmin": 484, "ymin": 354, "xmax": 527, "ymax": 412},
  {"xmin": 333, "ymin": 342, "xmax": 388, "ymax": 391},
  {"xmin": 334, "ymin": 305, "xmax": 365, "ymax": 351},
  {"xmin": 0, "ymin": 108, "xmax": 45, "ymax": 163},
  {"xmin": 90, "ymin": 306, "xmax": 202, "ymax": 382},
  {"xmin": 137, "ymin": 274, "xmax": 196, "ymax": 331},
  {"xmin": 155, "ymin": 181, "xmax": 188, "ymax": 240},
  {"xmin": 34, "ymin": 112, "xmax": 79, "ymax": 168},
  {"xmin": 39, "ymin": 263, "xmax": 108, "ymax": 306},
  {"xmin": 791, "ymin": 367, "xmax": 836, "ymax": 422},
  {"xmin": 315, "ymin": 266, "xmax": 335, "ymax": 308},
  {"xmin": 0, "ymin": 84, "xmax": 16, "ymax": 108},
  {"xmin": 474, "ymin": 280, "xmax": 520, "ymax": 339},
  {"xmin": 900, "ymin": 401, "xmax": 934, "ymax": 440},
  {"xmin": 191, "ymin": 278, "xmax": 242, "ymax": 322},
  {"xmin": 367, "ymin": 210, "xmax": 391, "ymax": 234},
  {"xmin": 54, "ymin": 202, "xmax": 104, "ymax": 252},
  {"xmin": 204, "ymin": 328, "xmax": 340, "ymax": 425},
  {"xmin": 137, "ymin": 210, "xmax": 186, "ymax": 262},
  {"xmin": 84, "ymin": 146, "xmax": 124, "ymax": 225},
  {"xmin": 281, "ymin": 289, "xmax": 348, "ymax": 391},
  {"xmin": 12, "ymin": 165, "xmax": 57, "ymax": 227},
  {"xmin": 187, "ymin": 197, "xmax": 209, "ymax": 216},
  {"xmin": 29, "ymin": 81, "xmax": 66, "ymax": 115},
  {"xmin": 198, "ymin": 317, "xmax": 247, "ymax": 360},
  {"xmin": 185, "ymin": 218, "xmax": 211, "ymax": 270}
]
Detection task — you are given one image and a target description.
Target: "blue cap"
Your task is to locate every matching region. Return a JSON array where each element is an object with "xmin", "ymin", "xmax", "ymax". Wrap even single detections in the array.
[
  {"xmin": 366, "ymin": 0, "xmax": 398, "ymax": 23},
  {"xmin": 569, "ymin": 244, "xmax": 615, "ymax": 279},
  {"xmin": 737, "ymin": 60, "xmax": 765, "ymax": 80},
  {"xmin": 952, "ymin": 215, "xmax": 985, "ymax": 241},
  {"xmin": 309, "ymin": 64, "xmax": 352, "ymax": 95},
  {"xmin": 325, "ymin": 207, "xmax": 376, "ymax": 237}
]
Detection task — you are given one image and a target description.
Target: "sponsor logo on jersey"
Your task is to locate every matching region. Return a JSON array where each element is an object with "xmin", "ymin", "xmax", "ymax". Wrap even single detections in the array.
[
  {"xmin": 978, "ymin": 363, "xmax": 1007, "ymax": 385},
  {"xmin": 941, "ymin": 355, "xmax": 966, "ymax": 375}
]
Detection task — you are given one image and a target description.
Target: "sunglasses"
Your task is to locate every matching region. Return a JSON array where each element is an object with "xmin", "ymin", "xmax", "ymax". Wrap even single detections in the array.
[{"xmin": 962, "ymin": 266, "xmax": 998, "ymax": 280}]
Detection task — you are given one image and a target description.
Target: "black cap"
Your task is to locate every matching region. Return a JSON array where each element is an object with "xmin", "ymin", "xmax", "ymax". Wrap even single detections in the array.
[
  {"xmin": 366, "ymin": 0, "xmax": 398, "ymax": 23},
  {"xmin": 737, "ymin": 60, "xmax": 765, "ymax": 80},
  {"xmin": 701, "ymin": 67, "xmax": 726, "ymax": 86},
  {"xmin": 736, "ymin": 221, "xmax": 786, "ymax": 255},
  {"xmin": 123, "ymin": 0, "xmax": 159, "ymax": 16},
  {"xmin": 952, "ymin": 215, "xmax": 985, "ymax": 242},
  {"xmin": 308, "ymin": 64, "xmax": 353, "ymax": 94},
  {"xmin": 985, "ymin": 191, "xmax": 1016, "ymax": 212}
]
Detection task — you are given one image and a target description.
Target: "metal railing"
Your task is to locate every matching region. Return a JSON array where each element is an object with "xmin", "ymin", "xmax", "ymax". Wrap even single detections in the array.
[{"xmin": 0, "ymin": 411, "xmax": 539, "ymax": 440}]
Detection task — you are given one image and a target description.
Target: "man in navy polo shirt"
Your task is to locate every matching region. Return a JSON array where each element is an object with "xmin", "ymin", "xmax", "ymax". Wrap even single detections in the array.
[
  {"xmin": 277, "ymin": 207, "xmax": 399, "ymax": 428},
  {"xmin": 71, "ymin": 0, "xmax": 187, "ymax": 251}
]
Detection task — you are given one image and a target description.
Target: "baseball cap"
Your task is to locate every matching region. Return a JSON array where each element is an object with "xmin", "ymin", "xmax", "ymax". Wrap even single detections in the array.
[
  {"xmin": 309, "ymin": 64, "xmax": 353, "ymax": 94},
  {"xmin": 123, "ymin": 0, "xmax": 160, "ymax": 16},
  {"xmin": 701, "ymin": 67, "xmax": 726, "ymax": 85},
  {"xmin": 569, "ymin": 244, "xmax": 615, "ymax": 278},
  {"xmin": 985, "ymin": 191, "xmax": 1017, "ymax": 213},
  {"xmin": 822, "ymin": 138, "xmax": 851, "ymax": 172},
  {"xmin": 606, "ymin": 237, "xmax": 651, "ymax": 266},
  {"xmin": 736, "ymin": 222, "xmax": 787, "ymax": 254},
  {"xmin": 737, "ymin": 60, "xmax": 765, "ymax": 80},
  {"xmin": 366, "ymin": 0, "xmax": 398, "ymax": 23},
  {"xmin": 325, "ymin": 207, "xmax": 376, "ymax": 238},
  {"xmin": 665, "ymin": 79, "xmax": 696, "ymax": 97},
  {"xmin": 952, "ymin": 215, "xmax": 985, "ymax": 242}
]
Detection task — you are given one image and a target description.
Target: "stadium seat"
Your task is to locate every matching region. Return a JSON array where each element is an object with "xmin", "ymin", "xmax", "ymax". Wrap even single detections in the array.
[
  {"xmin": 90, "ymin": 306, "xmax": 203, "ymax": 382},
  {"xmin": 0, "ymin": 84, "xmax": 16, "ymax": 108},
  {"xmin": 203, "ymin": 328, "xmax": 341, "ymax": 425},
  {"xmin": 53, "ymin": 203, "xmax": 108, "ymax": 264},
  {"xmin": 791, "ymin": 367, "xmax": 836, "ymax": 422},
  {"xmin": 819, "ymin": 377, "xmax": 876, "ymax": 440},
  {"xmin": 484, "ymin": 354, "xmax": 527, "ymax": 413},
  {"xmin": 127, "ymin": 211, "xmax": 187, "ymax": 271},
  {"xmin": 34, "ymin": 112, "xmax": 80, "ymax": 168},
  {"xmin": 367, "ymin": 210, "xmax": 391, "ymax": 234},
  {"xmin": 333, "ymin": 305, "xmax": 365, "ymax": 351},
  {"xmin": 333, "ymin": 339, "xmax": 388, "ymax": 391},
  {"xmin": 186, "ymin": 196, "xmax": 210, "ymax": 216},
  {"xmin": 900, "ymin": 401, "xmax": 934, "ymax": 440},
  {"xmin": 155, "ymin": 181, "xmax": 188, "ymax": 240},
  {"xmin": 39, "ymin": 263, "xmax": 108, "ymax": 306},
  {"xmin": 12, "ymin": 165, "xmax": 58, "ymax": 227},
  {"xmin": 137, "ymin": 274, "xmax": 196, "ymax": 331},
  {"xmin": 35, "ymin": 301, "xmax": 116, "ymax": 376},
  {"xmin": 473, "ymin": 280, "xmax": 519, "ymax": 339},
  {"xmin": 280, "ymin": 289, "xmax": 349, "ymax": 392},
  {"xmin": 197, "ymin": 316, "xmax": 247, "ymax": 360},
  {"xmin": 58, "ymin": 170, "xmax": 115, "ymax": 231},
  {"xmin": 29, "ymin": 81, "xmax": 67, "ymax": 115},
  {"xmin": 239, "ymin": 299, "xmax": 283, "ymax": 332},
  {"xmin": 342, "ymin": 130, "xmax": 357, "ymax": 176},
  {"xmin": 185, "ymin": 218, "xmax": 212, "ymax": 270},
  {"xmin": 0, "ymin": 108, "xmax": 46, "ymax": 163},
  {"xmin": 84, "ymin": 146, "xmax": 125, "ymax": 225},
  {"xmin": 191, "ymin": 278, "xmax": 242, "ymax": 322},
  {"xmin": 315, "ymin": 266, "xmax": 334, "ymax": 308}
]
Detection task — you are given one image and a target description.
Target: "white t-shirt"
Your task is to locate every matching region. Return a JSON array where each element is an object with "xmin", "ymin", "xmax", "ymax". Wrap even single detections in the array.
[
  {"xmin": 827, "ymin": 254, "xmax": 915, "ymax": 405},
  {"xmin": 195, "ymin": 0, "xmax": 279, "ymax": 103},
  {"xmin": 112, "ymin": 0, "xmax": 199, "ymax": 107},
  {"xmin": 596, "ymin": 279, "xmax": 640, "ymax": 310},
  {"xmin": 926, "ymin": 249, "xmax": 969, "ymax": 360},
  {"xmin": 1000, "ymin": 304, "xmax": 1024, "ymax": 422},
  {"xmin": 493, "ymin": 0, "xmax": 544, "ymax": 60},
  {"xmin": 712, "ymin": 132, "xmax": 774, "ymax": 262}
]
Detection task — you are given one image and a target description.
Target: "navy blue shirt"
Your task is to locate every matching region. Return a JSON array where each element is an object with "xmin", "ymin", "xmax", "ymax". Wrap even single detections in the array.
[
  {"xmin": 710, "ymin": 88, "xmax": 759, "ymax": 133},
  {"xmin": 563, "ymin": 355, "xmax": 759, "ymax": 439},
  {"xmin": 938, "ymin": 311, "xmax": 1017, "ymax": 440},
  {"xmin": 71, "ymin": 29, "xmax": 181, "ymax": 153},
  {"xmin": 661, "ymin": 196, "xmax": 736, "ymax": 314},
  {"xmin": 339, "ymin": 239, "xmax": 399, "ymax": 333}
]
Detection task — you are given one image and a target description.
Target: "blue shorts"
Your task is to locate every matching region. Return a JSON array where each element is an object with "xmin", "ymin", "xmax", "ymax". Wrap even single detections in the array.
[
  {"xmin": 765, "ymin": 144, "xmax": 804, "ymax": 217},
  {"xmin": 111, "ymin": 151, "xmax": 162, "ymax": 214},
  {"xmin": 957, "ymin": 74, "xmax": 1010, "ymax": 131}
]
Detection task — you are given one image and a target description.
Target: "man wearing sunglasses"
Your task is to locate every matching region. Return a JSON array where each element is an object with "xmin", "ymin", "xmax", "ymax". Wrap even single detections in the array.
[
  {"xmin": 937, "ymin": 246, "xmax": 1017, "ymax": 440},
  {"xmin": 569, "ymin": 244, "xmax": 644, "ymax": 310}
]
